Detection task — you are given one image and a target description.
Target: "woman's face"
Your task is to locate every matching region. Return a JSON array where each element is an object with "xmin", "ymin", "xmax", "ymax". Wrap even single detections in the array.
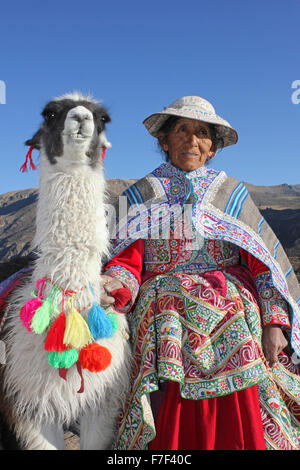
[{"xmin": 160, "ymin": 118, "xmax": 215, "ymax": 172}]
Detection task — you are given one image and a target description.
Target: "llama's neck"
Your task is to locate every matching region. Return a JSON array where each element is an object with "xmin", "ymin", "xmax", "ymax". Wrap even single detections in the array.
[{"xmin": 32, "ymin": 153, "xmax": 108, "ymax": 302}]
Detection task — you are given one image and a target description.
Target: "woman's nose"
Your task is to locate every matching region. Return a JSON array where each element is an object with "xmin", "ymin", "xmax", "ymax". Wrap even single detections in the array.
[{"xmin": 184, "ymin": 131, "xmax": 198, "ymax": 143}]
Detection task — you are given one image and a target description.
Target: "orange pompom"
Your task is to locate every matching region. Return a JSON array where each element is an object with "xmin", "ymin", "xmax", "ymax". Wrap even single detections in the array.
[{"xmin": 78, "ymin": 342, "xmax": 112, "ymax": 372}]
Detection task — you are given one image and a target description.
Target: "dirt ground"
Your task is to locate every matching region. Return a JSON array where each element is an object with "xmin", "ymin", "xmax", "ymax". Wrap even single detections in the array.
[{"xmin": 64, "ymin": 431, "xmax": 80, "ymax": 450}]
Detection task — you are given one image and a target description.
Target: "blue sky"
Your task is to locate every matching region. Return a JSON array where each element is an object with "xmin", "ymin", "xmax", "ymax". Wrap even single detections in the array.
[{"xmin": 0, "ymin": 0, "xmax": 299, "ymax": 194}]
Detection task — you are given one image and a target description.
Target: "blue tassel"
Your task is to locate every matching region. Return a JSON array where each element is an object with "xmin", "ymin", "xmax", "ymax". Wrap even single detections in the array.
[{"xmin": 87, "ymin": 302, "xmax": 113, "ymax": 339}]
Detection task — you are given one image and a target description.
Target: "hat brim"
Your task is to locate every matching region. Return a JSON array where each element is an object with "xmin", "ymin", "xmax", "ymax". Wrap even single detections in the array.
[{"xmin": 143, "ymin": 109, "xmax": 238, "ymax": 149}]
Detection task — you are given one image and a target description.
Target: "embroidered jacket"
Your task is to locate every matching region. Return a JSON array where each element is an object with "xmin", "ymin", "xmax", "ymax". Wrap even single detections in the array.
[{"xmin": 105, "ymin": 163, "xmax": 300, "ymax": 355}]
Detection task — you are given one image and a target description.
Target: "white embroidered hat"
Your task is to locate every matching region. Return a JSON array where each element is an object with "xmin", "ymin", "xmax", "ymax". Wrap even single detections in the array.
[{"xmin": 143, "ymin": 96, "xmax": 238, "ymax": 148}]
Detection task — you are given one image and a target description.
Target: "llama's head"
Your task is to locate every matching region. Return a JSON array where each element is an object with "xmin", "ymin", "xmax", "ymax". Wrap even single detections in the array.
[{"xmin": 25, "ymin": 92, "xmax": 111, "ymax": 170}]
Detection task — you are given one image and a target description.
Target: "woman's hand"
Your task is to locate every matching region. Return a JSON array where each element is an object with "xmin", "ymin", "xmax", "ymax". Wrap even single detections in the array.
[
  {"xmin": 262, "ymin": 325, "xmax": 288, "ymax": 367},
  {"xmin": 101, "ymin": 274, "xmax": 124, "ymax": 307}
]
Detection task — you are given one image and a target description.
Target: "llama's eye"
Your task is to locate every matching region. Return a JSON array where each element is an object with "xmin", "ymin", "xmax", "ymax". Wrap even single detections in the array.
[{"xmin": 45, "ymin": 111, "xmax": 56, "ymax": 121}]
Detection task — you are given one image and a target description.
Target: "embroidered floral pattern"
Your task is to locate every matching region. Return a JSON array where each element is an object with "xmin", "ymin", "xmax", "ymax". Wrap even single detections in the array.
[
  {"xmin": 144, "ymin": 236, "xmax": 240, "ymax": 275},
  {"xmin": 114, "ymin": 269, "xmax": 300, "ymax": 450},
  {"xmin": 256, "ymin": 272, "xmax": 291, "ymax": 328}
]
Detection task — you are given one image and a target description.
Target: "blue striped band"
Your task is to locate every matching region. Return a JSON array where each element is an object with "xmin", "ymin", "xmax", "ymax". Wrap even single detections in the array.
[
  {"xmin": 228, "ymin": 186, "xmax": 248, "ymax": 217},
  {"xmin": 127, "ymin": 186, "xmax": 140, "ymax": 205},
  {"xmin": 285, "ymin": 266, "xmax": 293, "ymax": 277},
  {"xmin": 224, "ymin": 182, "xmax": 243, "ymax": 213},
  {"xmin": 258, "ymin": 217, "xmax": 264, "ymax": 234},
  {"xmin": 131, "ymin": 183, "xmax": 144, "ymax": 204},
  {"xmin": 123, "ymin": 188, "xmax": 136, "ymax": 206},
  {"xmin": 123, "ymin": 184, "xmax": 144, "ymax": 206},
  {"xmin": 235, "ymin": 189, "xmax": 249, "ymax": 219}
]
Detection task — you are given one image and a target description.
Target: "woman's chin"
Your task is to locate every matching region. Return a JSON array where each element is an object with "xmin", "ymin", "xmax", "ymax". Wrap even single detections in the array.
[
  {"xmin": 173, "ymin": 160, "xmax": 205, "ymax": 172},
  {"xmin": 170, "ymin": 154, "xmax": 208, "ymax": 172}
]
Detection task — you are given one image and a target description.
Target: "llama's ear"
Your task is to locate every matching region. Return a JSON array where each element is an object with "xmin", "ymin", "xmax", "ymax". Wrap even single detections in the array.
[{"xmin": 25, "ymin": 128, "xmax": 43, "ymax": 150}]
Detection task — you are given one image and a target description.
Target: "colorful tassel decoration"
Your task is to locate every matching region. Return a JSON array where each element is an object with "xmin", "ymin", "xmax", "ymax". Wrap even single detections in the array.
[
  {"xmin": 30, "ymin": 295, "xmax": 53, "ymax": 334},
  {"xmin": 107, "ymin": 312, "xmax": 119, "ymax": 334},
  {"xmin": 44, "ymin": 312, "xmax": 68, "ymax": 352},
  {"xmin": 47, "ymin": 348, "xmax": 79, "ymax": 369},
  {"xmin": 19, "ymin": 278, "xmax": 116, "ymax": 376},
  {"xmin": 78, "ymin": 342, "xmax": 112, "ymax": 372},
  {"xmin": 87, "ymin": 302, "xmax": 113, "ymax": 339},
  {"xmin": 20, "ymin": 297, "xmax": 43, "ymax": 331},
  {"xmin": 63, "ymin": 303, "xmax": 93, "ymax": 349}
]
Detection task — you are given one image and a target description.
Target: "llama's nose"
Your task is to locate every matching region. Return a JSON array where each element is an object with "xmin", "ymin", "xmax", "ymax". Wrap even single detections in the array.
[
  {"xmin": 64, "ymin": 106, "xmax": 94, "ymax": 137},
  {"xmin": 72, "ymin": 112, "xmax": 92, "ymax": 123}
]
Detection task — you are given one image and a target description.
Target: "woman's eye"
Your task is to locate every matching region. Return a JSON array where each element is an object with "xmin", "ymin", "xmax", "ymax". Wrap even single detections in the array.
[{"xmin": 197, "ymin": 128, "xmax": 208, "ymax": 136}]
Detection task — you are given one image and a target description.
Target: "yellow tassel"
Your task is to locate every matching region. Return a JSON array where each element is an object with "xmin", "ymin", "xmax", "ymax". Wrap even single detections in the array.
[{"xmin": 63, "ymin": 305, "xmax": 93, "ymax": 349}]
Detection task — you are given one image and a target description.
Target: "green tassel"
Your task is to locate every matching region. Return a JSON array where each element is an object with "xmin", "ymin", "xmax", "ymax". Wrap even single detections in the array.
[
  {"xmin": 31, "ymin": 286, "xmax": 59, "ymax": 334},
  {"xmin": 31, "ymin": 296, "xmax": 53, "ymax": 334},
  {"xmin": 107, "ymin": 312, "xmax": 119, "ymax": 333},
  {"xmin": 47, "ymin": 348, "xmax": 79, "ymax": 369}
]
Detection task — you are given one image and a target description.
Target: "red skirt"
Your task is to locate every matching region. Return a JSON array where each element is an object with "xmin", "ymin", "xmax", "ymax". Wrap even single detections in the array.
[{"xmin": 148, "ymin": 381, "xmax": 266, "ymax": 450}]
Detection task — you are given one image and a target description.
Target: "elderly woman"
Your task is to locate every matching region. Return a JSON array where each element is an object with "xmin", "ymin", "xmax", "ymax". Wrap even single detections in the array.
[{"xmin": 102, "ymin": 96, "xmax": 300, "ymax": 450}]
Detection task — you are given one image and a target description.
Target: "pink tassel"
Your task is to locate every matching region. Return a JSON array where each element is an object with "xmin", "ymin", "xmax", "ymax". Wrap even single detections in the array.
[
  {"xmin": 20, "ymin": 297, "xmax": 43, "ymax": 331},
  {"xmin": 19, "ymin": 277, "xmax": 47, "ymax": 331},
  {"xmin": 36, "ymin": 277, "xmax": 47, "ymax": 292}
]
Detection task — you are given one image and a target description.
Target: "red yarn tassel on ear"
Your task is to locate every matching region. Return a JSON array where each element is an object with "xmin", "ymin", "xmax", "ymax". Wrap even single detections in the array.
[
  {"xmin": 101, "ymin": 147, "xmax": 107, "ymax": 160},
  {"xmin": 20, "ymin": 146, "xmax": 36, "ymax": 172}
]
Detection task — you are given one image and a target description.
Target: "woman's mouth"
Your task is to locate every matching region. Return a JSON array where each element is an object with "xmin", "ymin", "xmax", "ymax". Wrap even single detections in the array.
[{"xmin": 181, "ymin": 152, "xmax": 199, "ymax": 158}]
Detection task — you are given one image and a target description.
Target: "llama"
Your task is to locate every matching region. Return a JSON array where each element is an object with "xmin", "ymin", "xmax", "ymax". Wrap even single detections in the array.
[{"xmin": 0, "ymin": 92, "xmax": 131, "ymax": 450}]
